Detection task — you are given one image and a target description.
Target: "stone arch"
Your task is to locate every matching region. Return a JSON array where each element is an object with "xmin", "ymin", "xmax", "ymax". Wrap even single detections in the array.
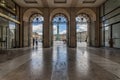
[
  {"xmin": 49, "ymin": 8, "xmax": 70, "ymax": 46},
  {"xmin": 76, "ymin": 8, "xmax": 97, "ymax": 46},
  {"xmin": 76, "ymin": 8, "xmax": 96, "ymax": 21},
  {"xmin": 75, "ymin": 13, "xmax": 90, "ymax": 47},
  {"xmin": 22, "ymin": 8, "xmax": 43, "ymax": 47},
  {"xmin": 30, "ymin": 14, "xmax": 44, "ymax": 47},
  {"xmin": 29, "ymin": 13, "xmax": 44, "ymax": 23},
  {"xmin": 76, "ymin": 14, "xmax": 90, "ymax": 22},
  {"xmin": 50, "ymin": 8, "xmax": 70, "ymax": 22},
  {"xmin": 23, "ymin": 8, "xmax": 43, "ymax": 22}
]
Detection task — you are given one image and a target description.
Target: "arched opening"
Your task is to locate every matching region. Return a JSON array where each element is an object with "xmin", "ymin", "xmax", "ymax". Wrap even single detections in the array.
[
  {"xmin": 76, "ymin": 14, "xmax": 90, "ymax": 47},
  {"xmin": 76, "ymin": 8, "xmax": 97, "ymax": 47},
  {"xmin": 52, "ymin": 14, "xmax": 68, "ymax": 46},
  {"xmin": 30, "ymin": 14, "xmax": 44, "ymax": 48},
  {"xmin": 22, "ymin": 8, "xmax": 43, "ymax": 47}
]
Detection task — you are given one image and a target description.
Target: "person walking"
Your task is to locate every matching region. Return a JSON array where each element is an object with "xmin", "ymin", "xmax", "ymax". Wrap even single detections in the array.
[
  {"xmin": 36, "ymin": 38, "xmax": 38, "ymax": 47},
  {"xmin": 33, "ymin": 38, "xmax": 35, "ymax": 47}
]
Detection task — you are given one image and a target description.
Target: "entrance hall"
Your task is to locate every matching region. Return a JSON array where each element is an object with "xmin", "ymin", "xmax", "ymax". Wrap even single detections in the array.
[{"xmin": 0, "ymin": 0, "xmax": 120, "ymax": 80}]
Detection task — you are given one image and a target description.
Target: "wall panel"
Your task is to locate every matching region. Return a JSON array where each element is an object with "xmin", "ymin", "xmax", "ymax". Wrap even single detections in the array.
[
  {"xmin": 105, "ymin": 0, "xmax": 120, "ymax": 14},
  {"xmin": 100, "ymin": 0, "xmax": 120, "ymax": 48}
]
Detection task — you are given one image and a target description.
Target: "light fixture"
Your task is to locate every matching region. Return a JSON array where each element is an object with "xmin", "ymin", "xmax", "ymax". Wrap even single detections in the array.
[
  {"xmin": 58, "ymin": 17, "xmax": 61, "ymax": 21},
  {"xmin": 36, "ymin": 17, "xmax": 39, "ymax": 23},
  {"xmin": 36, "ymin": 17, "xmax": 39, "ymax": 21},
  {"xmin": 81, "ymin": 18, "xmax": 83, "ymax": 22}
]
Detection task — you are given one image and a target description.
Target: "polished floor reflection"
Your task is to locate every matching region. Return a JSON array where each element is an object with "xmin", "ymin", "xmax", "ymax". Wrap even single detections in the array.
[{"xmin": 0, "ymin": 45, "xmax": 120, "ymax": 80}]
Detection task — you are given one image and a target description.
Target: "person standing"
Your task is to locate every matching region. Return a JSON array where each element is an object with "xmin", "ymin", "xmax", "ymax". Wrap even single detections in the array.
[
  {"xmin": 36, "ymin": 38, "xmax": 38, "ymax": 47},
  {"xmin": 33, "ymin": 38, "xmax": 35, "ymax": 47}
]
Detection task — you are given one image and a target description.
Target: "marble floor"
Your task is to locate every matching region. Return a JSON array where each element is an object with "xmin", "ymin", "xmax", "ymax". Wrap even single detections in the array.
[{"xmin": 0, "ymin": 43, "xmax": 120, "ymax": 80}]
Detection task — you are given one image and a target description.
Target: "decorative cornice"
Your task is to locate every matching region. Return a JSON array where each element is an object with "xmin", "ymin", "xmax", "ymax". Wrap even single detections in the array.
[
  {"xmin": 24, "ymin": 0, "xmax": 37, "ymax": 3},
  {"xmin": 0, "ymin": 12, "xmax": 20, "ymax": 24},
  {"xmin": 54, "ymin": 0, "xmax": 67, "ymax": 3}
]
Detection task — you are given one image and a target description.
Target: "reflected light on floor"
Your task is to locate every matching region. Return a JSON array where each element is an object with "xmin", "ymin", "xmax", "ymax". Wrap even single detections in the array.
[
  {"xmin": 76, "ymin": 48, "xmax": 90, "ymax": 76},
  {"xmin": 30, "ymin": 48, "xmax": 43, "ymax": 75}
]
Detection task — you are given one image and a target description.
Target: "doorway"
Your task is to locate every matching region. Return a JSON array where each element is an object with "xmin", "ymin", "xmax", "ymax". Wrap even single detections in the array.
[
  {"xmin": 76, "ymin": 14, "xmax": 90, "ymax": 47},
  {"xmin": 52, "ymin": 14, "xmax": 68, "ymax": 46},
  {"xmin": 30, "ymin": 14, "xmax": 44, "ymax": 48}
]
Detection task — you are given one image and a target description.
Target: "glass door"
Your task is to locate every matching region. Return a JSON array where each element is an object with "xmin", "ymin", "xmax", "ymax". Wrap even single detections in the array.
[
  {"xmin": 7, "ymin": 21, "xmax": 16, "ymax": 48},
  {"xmin": 0, "ymin": 17, "xmax": 16, "ymax": 49},
  {"xmin": 0, "ymin": 17, "xmax": 8, "ymax": 49}
]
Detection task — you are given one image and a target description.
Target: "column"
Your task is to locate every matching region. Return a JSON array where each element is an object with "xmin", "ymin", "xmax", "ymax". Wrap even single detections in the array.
[
  {"xmin": 69, "ymin": 8, "xmax": 76, "ymax": 48},
  {"xmin": 19, "ymin": 7, "xmax": 23, "ymax": 47},
  {"xmin": 95, "ymin": 8, "xmax": 100, "ymax": 47},
  {"xmin": 43, "ymin": 8, "xmax": 50, "ymax": 48},
  {"xmin": 23, "ymin": 21, "xmax": 29, "ymax": 47}
]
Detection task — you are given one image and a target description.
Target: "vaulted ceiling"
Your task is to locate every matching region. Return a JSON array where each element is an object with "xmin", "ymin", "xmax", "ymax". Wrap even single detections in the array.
[{"xmin": 13, "ymin": 0, "xmax": 106, "ymax": 7}]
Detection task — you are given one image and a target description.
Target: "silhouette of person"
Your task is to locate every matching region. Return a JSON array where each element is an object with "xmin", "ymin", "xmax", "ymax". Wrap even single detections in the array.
[
  {"xmin": 36, "ymin": 38, "xmax": 38, "ymax": 47},
  {"xmin": 33, "ymin": 38, "xmax": 35, "ymax": 46}
]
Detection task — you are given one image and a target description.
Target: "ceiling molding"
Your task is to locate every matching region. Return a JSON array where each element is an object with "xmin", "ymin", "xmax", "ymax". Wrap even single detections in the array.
[
  {"xmin": 24, "ymin": 0, "xmax": 37, "ymax": 3},
  {"xmin": 41, "ymin": 0, "xmax": 49, "ymax": 7},
  {"xmin": 83, "ymin": 0, "xmax": 96, "ymax": 3},
  {"xmin": 13, "ymin": 0, "xmax": 106, "ymax": 7},
  {"xmin": 71, "ymin": 0, "xmax": 78, "ymax": 7},
  {"xmin": 54, "ymin": 0, "xmax": 67, "ymax": 3}
]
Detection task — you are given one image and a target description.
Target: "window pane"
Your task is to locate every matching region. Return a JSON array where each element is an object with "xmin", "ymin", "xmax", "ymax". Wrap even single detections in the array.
[
  {"xmin": 105, "ymin": 26, "xmax": 110, "ymax": 47},
  {"xmin": 112, "ymin": 23, "xmax": 120, "ymax": 48}
]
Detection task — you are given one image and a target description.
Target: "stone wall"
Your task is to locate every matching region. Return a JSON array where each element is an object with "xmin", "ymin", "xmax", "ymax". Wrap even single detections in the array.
[{"xmin": 20, "ymin": 7, "xmax": 99, "ymax": 48}]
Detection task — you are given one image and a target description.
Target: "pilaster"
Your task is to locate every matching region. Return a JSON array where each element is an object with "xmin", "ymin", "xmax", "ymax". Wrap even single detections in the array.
[
  {"xmin": 43, "ymin": 8, "xmax": 50, "ymax": 48},
  {"xmin": 69, "ymin": 8, "xmax": 76, "ymax": 48}
]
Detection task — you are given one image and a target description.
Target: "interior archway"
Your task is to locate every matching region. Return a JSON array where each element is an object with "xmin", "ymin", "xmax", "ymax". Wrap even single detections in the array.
[
  {"xmin": 52, "ymin": 14, "xmax": 68, "ymax": 46},
  {"xmin": 50, "ymin": 8, "xmax": 70, "ymax": 47},
  {"xmin": 76, "ymin": 8, "xmax": 97, "ymax": 47},
  {"xmin": 30, "ymin": 14, "xmax": 44, "ymax": 48},
  {"xmin": 22, "ymin": 8, "xmax": 43, "ymax": 47},
  {"xmin": 50, "ymin": 8, "xmax": 70, "ymax": 22},
  {"xmin": 76, "ymin": 14, "xmax": 90, "ymax": 47},
  {"xmin": 76, "ymin": 8, "xmax": 96, "ymax": 21},
  {"xmin": 23, "ymin": 8, "xmax": 43, "ymax": 22}
]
